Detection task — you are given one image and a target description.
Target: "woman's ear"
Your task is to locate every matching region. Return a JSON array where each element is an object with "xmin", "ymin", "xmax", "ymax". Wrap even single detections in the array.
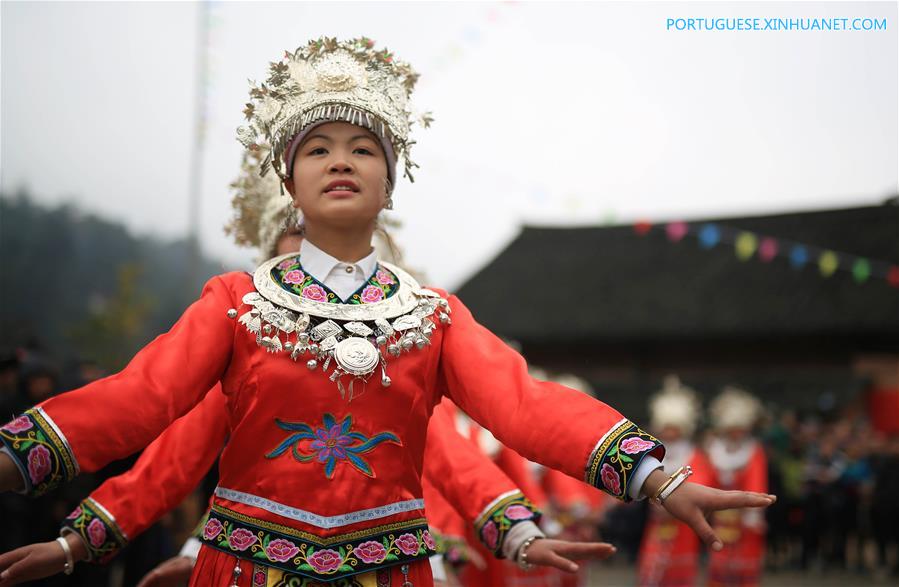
[{"xmin": 283, "ymin": 178, "xmax": 296, "ymax": 198}]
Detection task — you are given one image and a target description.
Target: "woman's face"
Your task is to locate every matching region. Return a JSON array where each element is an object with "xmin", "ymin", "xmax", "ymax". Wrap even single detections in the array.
[{"xmin": 284, "ymin": 121, "xmax": 388, "ymax": 231}]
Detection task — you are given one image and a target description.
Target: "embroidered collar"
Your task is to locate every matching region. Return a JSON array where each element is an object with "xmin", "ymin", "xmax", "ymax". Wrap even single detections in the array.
[
  {"xmin": 272, "ymin": 255, "xmax": 399, "ymax": 305},
  {"xmin": 299, "ymin": 239, "xmax": 378, "ymax": 288}
]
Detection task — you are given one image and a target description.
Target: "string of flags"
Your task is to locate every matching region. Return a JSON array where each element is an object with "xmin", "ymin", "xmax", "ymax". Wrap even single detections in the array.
[{"xmin": 633, "ymin": 220, "xmax": 899, "ymax": 288}]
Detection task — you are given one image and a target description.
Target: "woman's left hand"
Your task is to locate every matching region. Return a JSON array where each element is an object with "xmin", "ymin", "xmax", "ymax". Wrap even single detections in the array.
[
  {"xmin": 660, "ymin": 481, "xmax": 775, "ymax": 551},
  {"xmin": 522, "ymin": 539, "xmax": 616, "ymax": 573}
]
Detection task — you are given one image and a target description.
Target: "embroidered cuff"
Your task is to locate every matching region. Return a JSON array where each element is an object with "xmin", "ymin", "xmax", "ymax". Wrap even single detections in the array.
[
  {"xmin": 61, "ymin": 498, "xmax": 129, "ymax": 563},
  {"xmin": 585, "ymin": 419, "xmax": 665, "ymax": 502},
  {"xmin": 0, "ymin": 408, "xmax": 79, "ymax": 497},
  {"xmin": 473, "ymin": 490, "xmax": 542, "ymax": 558},
  {"xmin": 432, "ymin": 531, "xmax": 470, "ymax": 565}
]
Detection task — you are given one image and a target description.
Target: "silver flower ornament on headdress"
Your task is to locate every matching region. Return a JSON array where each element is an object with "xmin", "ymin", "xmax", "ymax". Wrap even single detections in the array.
[{"xmin": 236, "ymin": 37, "xmax": 431, "ymax": 184}]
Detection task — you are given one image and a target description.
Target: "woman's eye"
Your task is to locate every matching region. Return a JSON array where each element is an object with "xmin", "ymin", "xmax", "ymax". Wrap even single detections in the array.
[
  {"xmin": 308, "ymin": 147, "xmax": 327, "ymax": 155},
  {"xmin": 353, "ymin": 147, "xmax": 373, "ymax": 155}
]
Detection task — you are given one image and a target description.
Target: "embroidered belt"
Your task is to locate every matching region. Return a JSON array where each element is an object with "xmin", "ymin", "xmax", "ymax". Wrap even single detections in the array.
[{"xmin": 199, "ymin": 504, "xmax": 438, "ymax": 582}]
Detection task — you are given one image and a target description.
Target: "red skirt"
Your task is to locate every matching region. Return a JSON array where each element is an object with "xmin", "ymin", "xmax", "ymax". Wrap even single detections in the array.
[
  {"xmin": 706, "ymin": 511, "xmax": 764, "ymax": 587},
  {"xmin": 637, "ymin": 514, "xmax": 701, "ymax": 587},
  {"xmin": 190, "ymin": 544, "xmax": 434, "ymax": 586}
]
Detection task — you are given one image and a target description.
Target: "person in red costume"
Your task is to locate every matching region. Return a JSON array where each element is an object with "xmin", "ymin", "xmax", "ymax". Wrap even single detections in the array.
[
  {"xmin": 0, "ymin": 150, "xmax": 608, "ymax": 586},
  {"xmin": 0, "ymin": 37, "xmax": 775, "ymax": 587},
  {"xmin": 637, "ymin": 376, "xmax": 714, "ymax": 587},
  {"xmin": 705, "ymin": 387, "xmax": 768, "ymax": 587}
]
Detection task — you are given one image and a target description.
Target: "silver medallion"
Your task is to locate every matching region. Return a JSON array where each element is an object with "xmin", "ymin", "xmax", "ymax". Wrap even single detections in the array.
[{"xmin": 334, "ymin": 337, "xmax": 380, "ymax": 377}]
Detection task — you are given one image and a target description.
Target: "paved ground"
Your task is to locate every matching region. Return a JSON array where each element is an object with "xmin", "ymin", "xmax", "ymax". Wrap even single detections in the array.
[{"xmin": 582, "ymin": 562, "xmax": 898, "ymax": 586}]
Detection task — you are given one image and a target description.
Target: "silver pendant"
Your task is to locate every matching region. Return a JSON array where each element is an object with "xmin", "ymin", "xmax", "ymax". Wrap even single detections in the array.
[
  {"xmin": 334, "ymin": 337, "xmax": 380, "ymax": 377},
  {"xmin": 311, "ymin": 319, "xmax": 342, "ymax": 341},
  {"xmin": 344, "ymin": 321, "xmax": 374, "ymax": 337}
]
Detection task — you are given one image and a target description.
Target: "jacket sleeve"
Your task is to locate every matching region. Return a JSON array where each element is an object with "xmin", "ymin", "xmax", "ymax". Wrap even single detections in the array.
[
  {"xmin": 0, "ymin": 275, "xmax": 239, "ymax": 497},
  {"xmin": 421, "ymin": 476, "xmax": 471, "ymax": 565},
  {"xmin": 424, "ymin": 400, "xmax": 540, "ymax": 557},
  {"xmin": 438, "ymin": 295, "xmax": 664, "ymax": 502},
  {"xmin": 60, "ymin": 385, "xmax": 229, "ymax": 562}
]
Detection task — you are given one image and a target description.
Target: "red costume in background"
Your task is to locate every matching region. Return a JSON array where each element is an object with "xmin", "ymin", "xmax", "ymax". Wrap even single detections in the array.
[
  {"xmin": 706, "ymin": 440, "xmax": 767, "ymax": 587},
  {"xmin": 637, "ymin": 447, "xmax": 713, "ymax": 587}
]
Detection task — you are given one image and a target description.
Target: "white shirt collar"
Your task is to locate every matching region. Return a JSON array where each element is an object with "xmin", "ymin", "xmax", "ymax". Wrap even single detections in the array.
[{"xmin": 300, "ymin": 238, "xmax": 379, "ymax": 283}]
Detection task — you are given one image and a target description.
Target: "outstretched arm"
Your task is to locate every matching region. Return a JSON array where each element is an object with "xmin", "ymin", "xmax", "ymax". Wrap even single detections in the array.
[
  {"xmin": 0, "ymin": 275, "xmax": 242, "ymax": 497},
  {"xmin": 438, "ymin": 294, "xmax": 775, "ymax": 545},
  {"xmin": 0, "ymin": 385, "xmax": 231, "ymax": 585}
]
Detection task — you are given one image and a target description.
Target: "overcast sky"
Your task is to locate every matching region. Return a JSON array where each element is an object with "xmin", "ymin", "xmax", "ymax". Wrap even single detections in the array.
[{"xmin": 2, "ymin": 1, "xmax": 896, "ymax": 289}]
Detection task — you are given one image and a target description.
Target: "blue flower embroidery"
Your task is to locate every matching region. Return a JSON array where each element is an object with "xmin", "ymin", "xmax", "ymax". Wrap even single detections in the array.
[{"xmin": 266, "ymin": 414, "xmax": 401, "ymax": 479}]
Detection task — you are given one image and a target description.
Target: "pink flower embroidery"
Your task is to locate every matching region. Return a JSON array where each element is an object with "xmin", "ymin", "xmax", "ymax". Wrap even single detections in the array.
[
  {"xmin": 360, "ymin": 285, "xmax": 384, "ymax": 304},
  {"xmin": 395, "ymin": 533, "xmax": 420, "ymax": 556},
  {"xmin": 601, "ymin": 463, "xmax": 622, "ymax": 495},
  {"xmin": 504, "ymin": 505, "xmax": 534, "ymax": 521},
  {"xmin": 87, "ymin": 518, "xmax": 107, "ymax": 548},
  {"xmin": 68, "ymin": 506, "xmax": 83, "ymax": 520},
  {"xmin": 307, "ymin": 548, "xmax": 343, "ymax": 573},
  {"xmin": 202, "ymin": 518, "xmax": 224, "ymax": 540},
  {"xmin": 277, "ymin": 259, "xmax": 297, "ymax": 270},
  {"xmin": 2, "ymin": 416, "xmax": 33, "ymax": 434},
  {"xmin": 421, "ymin": 530, "xmax": 437, "ymax": 551},
  {"xmin": 227, "ymin": 528, "xmax": 258, "ymax": 551},
  {"xmin": 310, "ymin": 424, "xmax": 353, "ymax": 463},
  {"xmin": 301, "ymin": 283, "xmax": 328, "ymax": 301},
  {"xmin": 265, "ymin": 538, "xmax": 300, "ymax": 563},
  {"xmin": 620, "ymin": 437, "xmax": 656, "ymax": 455},
  {"xmin": 375, "ymin": 270, "xmax": 395, "ymax": 286},
  {"xmin": 355, "ymin": 540, "xmax": 387, "ymax": 564},
  {"xmin": 27, "ymin": 445, "xmax": 51, "ymax": 485},
  {"xmin": 282, "ymin": 269, "xmax": 306, "ymax": 285},
  {"xmin": 481, "ymin": 521, "xmax": 499, "ymax": 550}
]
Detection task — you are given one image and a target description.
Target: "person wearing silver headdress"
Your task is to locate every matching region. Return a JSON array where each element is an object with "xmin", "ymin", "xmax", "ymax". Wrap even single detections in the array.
[
  {"xmin": 706, "ymin": 387, "xmax": 768, "ymax": 587},
  {"xmin": 0, "ymin": 147, "xmax": 580, "ymax": 587},
  {"xmin": 0, "ymin": 38, "xmax": 775, "ymax": 587},
  {"xmin": 637, "ymin": 376, "xmax": 713, "ymax": 587}
]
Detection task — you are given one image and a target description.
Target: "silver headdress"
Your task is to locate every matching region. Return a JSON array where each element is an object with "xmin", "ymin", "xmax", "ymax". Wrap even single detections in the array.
[
  {"xmin": 649, "ymin": 375, "xmax": 702, "ymax": 437},
  {"xmin": 709, "ymin": 385, "xmax": 762, "ymax": 431},
  {"xmin": 223, "ymin": 144, "xmax": 295, "ymax": 261},
  {"xmin": 236, "ymin": 37, "xmax": 431, "ymax": 184}
]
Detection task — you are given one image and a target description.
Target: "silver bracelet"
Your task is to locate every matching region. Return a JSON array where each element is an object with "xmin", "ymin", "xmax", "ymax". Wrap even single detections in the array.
[
  {"xmin": 56, "ymin": 536, "xmax": 74, "ymax": 575},
  {"xmin": 659, "ymin": 465, "xmax": 694, "ymax": 503},
  {"xmin": 516, "ymin": 536, "xmax": 543, "ymax": 571}
]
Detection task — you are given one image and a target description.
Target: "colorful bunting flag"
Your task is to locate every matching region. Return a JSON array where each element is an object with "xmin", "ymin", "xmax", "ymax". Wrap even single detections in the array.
[{"xmin": 632, "ymin": 220, "xmax": 897, "ymax": 288}]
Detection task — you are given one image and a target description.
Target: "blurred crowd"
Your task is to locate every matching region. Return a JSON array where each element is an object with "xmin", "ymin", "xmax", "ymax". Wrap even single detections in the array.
[
  {"xmin": 761, "ymin": 406, "xmax": 899, "ymax": 578},
  {"xmin": 1, "ymin": 345, "xmax": 898, "ymax": 585}
]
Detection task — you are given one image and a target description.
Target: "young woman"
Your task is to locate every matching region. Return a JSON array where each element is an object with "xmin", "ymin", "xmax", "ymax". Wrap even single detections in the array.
[{"xmin": 0, "ymin": 37, "xmax": 774, "ymax": 587}]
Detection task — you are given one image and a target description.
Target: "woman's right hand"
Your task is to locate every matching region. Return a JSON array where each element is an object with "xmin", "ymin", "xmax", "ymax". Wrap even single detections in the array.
[
  {"xmin": 0, "ymin": 534, "xmax": 86, "ymax": 586},
  {"xmin": 136, "ymin": 555, "xmax": 195, "ymax": 587}
]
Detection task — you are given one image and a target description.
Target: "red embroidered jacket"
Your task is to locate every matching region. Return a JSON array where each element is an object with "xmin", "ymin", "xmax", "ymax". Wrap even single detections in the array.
[
  {"xmin": 1, "ymin": 271, "xmax": 662, "ymax": 581},
  {"xmin": 61, "ymin": 390, "xmax": 537, "ymax": 563}
]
